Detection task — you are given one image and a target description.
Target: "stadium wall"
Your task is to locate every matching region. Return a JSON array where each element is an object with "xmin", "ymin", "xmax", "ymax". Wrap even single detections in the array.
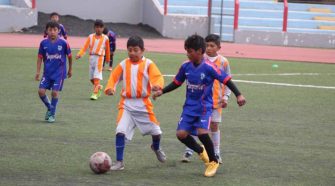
[
  {"xmin": 0, "ymin": 0, "xmax": 37, "ymax": 32},
  {"xmin": 36, "ymin": 0, "xmax": 208, "ymax": 39},
  {"xmin": 235, "ymin": 30, "xmax": 335, "ymax": 48}
]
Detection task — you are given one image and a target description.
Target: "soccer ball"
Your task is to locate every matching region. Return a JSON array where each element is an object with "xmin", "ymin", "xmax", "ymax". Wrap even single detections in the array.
[{"xmin": 89, "ymin": 152, "xmax": 112, "ymax": 174}]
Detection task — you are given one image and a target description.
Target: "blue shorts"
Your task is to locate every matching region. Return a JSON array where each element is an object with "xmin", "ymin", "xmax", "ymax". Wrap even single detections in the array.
[
  {"xmin": 177, "ymin": 112, "xmax": 212, "ymax": 136},
  {"xmin": 39, "ymin": 76, "xmax": 64, "ymax": 91}
]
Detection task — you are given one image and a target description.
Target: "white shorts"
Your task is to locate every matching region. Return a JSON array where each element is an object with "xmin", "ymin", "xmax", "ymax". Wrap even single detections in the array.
[
  {"xmin": 116, "ymin": 98, "xmax": 162, "ymax": 141},
  {"xmin": 89, "ymin": 55, "xmax": 104, "ymax": 80},
  {"xmin": 211, "ymin": 108, "xmax": 222, "ymax": 123}
]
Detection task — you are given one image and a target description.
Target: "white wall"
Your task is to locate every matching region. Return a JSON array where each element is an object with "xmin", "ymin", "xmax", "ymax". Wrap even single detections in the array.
[{"xmin": 0, "ymin": 7, "xmax": 37, "ymax": 32}]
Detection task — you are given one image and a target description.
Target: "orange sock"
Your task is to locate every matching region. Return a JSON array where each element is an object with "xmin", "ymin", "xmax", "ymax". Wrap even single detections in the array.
[{"xmin": 93, "ymin": 79, "xmax": 100, "ymax": 94}]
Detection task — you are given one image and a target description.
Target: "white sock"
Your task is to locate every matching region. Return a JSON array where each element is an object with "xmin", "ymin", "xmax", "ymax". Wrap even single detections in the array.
[{"xmin": 211, "ymin": 130, "xmax": 221, "ymax": 155}]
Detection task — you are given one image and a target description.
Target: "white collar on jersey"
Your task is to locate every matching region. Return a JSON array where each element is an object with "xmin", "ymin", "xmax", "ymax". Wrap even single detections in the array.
[{"xmin": 205, "ymin": 54, "xmax": 219, "ymax": 63}]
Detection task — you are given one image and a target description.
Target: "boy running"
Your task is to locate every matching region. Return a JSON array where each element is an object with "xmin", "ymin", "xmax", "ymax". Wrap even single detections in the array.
[
  {"xmin": 182, "ymin": 34, "xmax": 231, "ymax": 164},
  {"xmin": 153, "ymin": 35, "xmax": 246, "ymax": 177},
  {"xmin": 76, "ymin": 20, "xmax": 110, "ymax": 100},
  {"xmin": 36, "ymin": 21, "xmax": 72, "ymax": 123},
  {"xmin": 105, "ymin": 36, "xmax": 166, "ymax": 171}
]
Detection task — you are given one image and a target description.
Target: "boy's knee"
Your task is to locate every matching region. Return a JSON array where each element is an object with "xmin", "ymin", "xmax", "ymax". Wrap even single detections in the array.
[
  {"xmin": 176, "ymin": 131, "xmax": 188, "ymax": 140},
  {"xmin": 38, "ymin": 89, "xmax": 46, "ymax": 96},
  {"xmin": 210, "ymin": 122, "xmax": 219, "ymax": 132},
  {"xmin": 51, "ymin": 91, "xmax": 58, "ymax": 98}
]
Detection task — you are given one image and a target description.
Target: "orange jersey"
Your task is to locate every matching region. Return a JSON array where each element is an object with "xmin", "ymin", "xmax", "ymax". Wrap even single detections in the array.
[
  {"xmin": 105, "ymin": 57, "xmax": 164, "ymax": 99},
  {"xmin": 206, "ymin": 55, "xmax": 231, "ymax": 109},
  {"xmin": 77, "ymin": 33, "xmax": 110, "ymax": 62}
]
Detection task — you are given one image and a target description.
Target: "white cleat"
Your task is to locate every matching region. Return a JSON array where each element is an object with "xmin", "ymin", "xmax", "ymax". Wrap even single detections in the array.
[{"xmin": 110, "ymin": 161, "xmax": 124, "ymax": 171}]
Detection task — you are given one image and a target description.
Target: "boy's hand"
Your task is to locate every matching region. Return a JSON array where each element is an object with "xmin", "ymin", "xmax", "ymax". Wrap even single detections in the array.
[
  {"xmin": 152, "ymin": 89, "xmax": 163, "ymax": 101},
  {"xmin": 75, "ymin": 55, "xmax": 81, "ymax": 60},
  {"xmin": 35, "ymin": 73, "xmax": 40, "ymax": 81},
  {"xmin": 67, "ymin": 71, "xmax": 72, "ymax": 78},
  {"xmin": 236, "ymin": 95, "xmax": 246, "ymax": 107},
  {"xmin": 219, "ymin": 99, "xmax": 228, "ymax": 108},
  {"xmin": 105, "ymin": 89, "xmax": 115, "ymax": 96}
]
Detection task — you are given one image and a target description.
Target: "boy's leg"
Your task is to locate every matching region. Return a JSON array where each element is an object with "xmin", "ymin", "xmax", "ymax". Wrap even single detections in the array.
[
  {"xmin": 182, "ymin": 135, "xmax": 196, "ymax": 163},
  {"xmin": 111, "ymin": 108, "xmax": 134, "ymax": 171},
  {"xmin": 38, "ymin": 76, "xmax": 52, "ymax": 120},
  {"xmin": 151, "ymin": 134, "xmax": 166, "ymax": 163},
  {"xmin": 210, "ymin": 108, "xmax": 222, "ymax": 163}
]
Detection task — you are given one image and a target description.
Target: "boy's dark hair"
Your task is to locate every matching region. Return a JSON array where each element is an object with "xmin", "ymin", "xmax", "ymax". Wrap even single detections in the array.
[
  {"xmin": 94, "ymin": 19, "xmax": 104, "ymax": 27},
  {"xmin": 45, "ymin": 21, "xmax": 60, "ymax": 30},
  {"xmin": 184, "ymin": 34, "xmax": 206, "ymax": 54},
  {"xmin": 127, "ymin": 36, "xmax": 144, "ymax": 50},
  {"xmin": 50, "ymin": 12, "xmax": 59, "ymax": 18},
  {"xmin": 205, "ymin": 34, "xmax": 221, "ymax": 47},
  {"xmin": 103, "ymin": 27, "xmax": 108, "ymax": 35}
]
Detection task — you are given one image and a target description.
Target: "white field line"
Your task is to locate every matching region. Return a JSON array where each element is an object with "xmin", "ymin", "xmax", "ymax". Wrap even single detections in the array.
[{"xmin": 163, "ymin": 74, "xmax": 335, "ymax": 90}]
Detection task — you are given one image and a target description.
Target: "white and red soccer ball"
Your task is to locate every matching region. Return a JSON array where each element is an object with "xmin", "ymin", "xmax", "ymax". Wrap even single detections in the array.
[{"xmin": 89, "ymin": 152, "xmax": 112, "ymax": 174}]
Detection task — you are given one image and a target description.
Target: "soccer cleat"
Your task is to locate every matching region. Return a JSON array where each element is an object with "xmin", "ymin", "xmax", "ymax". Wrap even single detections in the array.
[
  {"xmin": 151, "ymin": 145, "xmax": 167, "ymax": 163},
  {"xmin": 90, "ymin": 94, "xmax": 98, "ymax": 100},
  {"xmin": 97, "ymin": 85, "xmax": 103, "ymax": 97},
  {"xmin": 181, "ymin": 151, "xmax": 193, "ymax": 163},
  {"xmin": 108, "ymin": 67, "xmax": 113, "ymax": 71},
  {"xmin": 47, "ymin": 115, "xmax": 55, "ymax": 123},
  {"xmin": 215, "ymin": 154, "xmax": 223, "ymax": 164},
  {"xmin": 204, "ymin": 161, "xmax": 220, "ymax": 177},
  {"xmin": 199, "ymin": 145, "xmax": 209, "ymax": 164},
  {"xmin": 110, "ymin": 161, "xmax": 124, "ymax": 171},
  {"xmin": 45, "ymin": 110, "xmax": 51, "ymax": 120}
]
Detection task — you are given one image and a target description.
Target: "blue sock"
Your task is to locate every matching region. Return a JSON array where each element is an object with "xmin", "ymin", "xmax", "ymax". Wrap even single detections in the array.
[
  {"xmin": 39, "ymin": 95, "xmax": 51, "ymax": 111},
  {"xmin": 115, "ymin": 133, "xmax": 125, "ymax": 161},
  {"xmin": 50, "ymin": 97, "xmax": 59, "ymax": 116},
  {"xmin": 152, "ymin": 135, "xmax": 161, "ymax": 151}
]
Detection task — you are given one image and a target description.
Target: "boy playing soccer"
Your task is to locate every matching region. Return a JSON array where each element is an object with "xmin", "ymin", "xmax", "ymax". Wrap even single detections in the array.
[
  {"xmin": 43, "ymin": 12, "xmax": 68, "ymax": 40},
  {"xmin": 36, "ymin": 21, "xmax": 72, "ymax": 123},
  {"xmin": 182, "ymin": 34, "xmax": 231, "ymax": 164},
  {"xmin": 104, "ymin": 36, "xmax": 166, "ymax": 170},
  {"xmin": 102, "ymin": 27, "xmax": 116, "ymax": 71},
  {"xmin": 76, "ymin": 19, "xmax": 110, "ymax": 100},
  {"xmin": 153, "ymin": 35, "xmax": 246, "ymax": 177}
]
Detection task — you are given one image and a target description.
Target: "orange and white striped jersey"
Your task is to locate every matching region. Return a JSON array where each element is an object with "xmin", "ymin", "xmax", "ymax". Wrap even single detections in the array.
[
  {"xmin": 77, "ymin": 33, "xmax": 110, "ymax": 61},
  {"xmin": 205, "ymin": 54, "xmax": 232, "ymax": 109},
  {"xmin": 105, "ymin": 57, "xmax": 164, "ymax": 99}
]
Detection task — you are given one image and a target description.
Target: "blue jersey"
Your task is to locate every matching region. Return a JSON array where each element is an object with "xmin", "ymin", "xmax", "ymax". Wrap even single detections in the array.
[
  {"xmin": 38, "ymin": 38, "xmax": 71, "ymax": 80},
  {"xmin": 106, "ymin": 30, "xmax": 116, "ymax": 52},
  {"xmin": 174, "ymin": 59, "xmax": 231, "ymax": 116}
]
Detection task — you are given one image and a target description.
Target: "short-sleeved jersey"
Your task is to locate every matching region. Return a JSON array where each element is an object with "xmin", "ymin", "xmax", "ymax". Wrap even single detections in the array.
[
  {"xmin": 38, "ymin": 38, "xmax": 72, "ymax": 80},
  {"xmin": 174, "ymin": 59, "xmax": 231, "ymax": 116},
  {"xmin": 44, "ymin": 24, "xmax": 68, "ymax": 39},
  {"xmin": 106, "ymin": 30, "xmax": 116, "ymax": 52}
]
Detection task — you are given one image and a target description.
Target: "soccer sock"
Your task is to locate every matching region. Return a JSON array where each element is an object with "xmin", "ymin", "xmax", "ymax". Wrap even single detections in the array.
[
  {"xmin": 178, "ymin": 135, "xmax": 203, "ymax": 154},
  {"xmin": 93, "ymin": 79, "xmax": 100, "ymax": 94},
  {"xmin": 50, "ymin": 97, "xmax": 59, "ymax": 116},
  {"xmin": 185, "ymin": 135, "xmax": 197, "ymax": 155},
  {"xmin": 152, "ymin": 135, "xmax": 161, "ymax": 151},
  {"xmin": 211, "ymin": 130, "xmax": 221, "ymax": 155},
  {"xmin": 198, "ymin": 134, "xmax": 217, "ymax": 163},
  {"xmin": 39, "ymin": 95, "xmax": 51, "ymax": 111},
  {"xmin": 115, "ymin": 133, "xmax": 125, "ymax": 161}
]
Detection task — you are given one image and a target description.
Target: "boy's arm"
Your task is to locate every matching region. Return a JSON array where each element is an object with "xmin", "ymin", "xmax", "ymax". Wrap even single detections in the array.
[
  {"xmin": 36, "ymin": 42, "xmax": 44, "ymax": 81},
  {"xmin": 76, "ymin": 36, "xmax": 90, "ymax": 59},
  {"xmin": 223, "ymin": 59, "xmax": 232, "ymax": 101},
  {"xmin": 209, "ymin": 65, "xmax": 246, "ymax": 106},
  {"xmin": 67, "ymin": 55, "xmax": 73, "ymax": 78},
  {"xmin": 35, "ymin": 57, "xmax": 43, "ymax": 81},
  {"xmin": 148, "ymin": 63, "xmax": 164, "ymax": 89},
  {"xmin": 105, "ymin": 38, "xmax": 110, "ymax": 62},
  {"xmin": 61, "ymin": 26, "xmax": 68, "ymax": 40},
  {"xmin": 104, "ymin": 64, "xmax": 123, "ymax": 95}
]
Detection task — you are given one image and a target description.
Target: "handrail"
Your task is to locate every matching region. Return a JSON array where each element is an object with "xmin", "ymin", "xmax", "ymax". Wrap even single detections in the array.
[
  {"xmin": 31, "ymin": 0, "xmax": 36, "ymax": 9},
  {"xmin": 283, "ymin": 0, "xmax": 288, "ymax": 32},
  {"xmin": 164, "ymin": 0, "xmax": 168, "ymax": 15},
  {"xmin": 234, "ymin": 0, "xmax": 239, "ymax": 30}
]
